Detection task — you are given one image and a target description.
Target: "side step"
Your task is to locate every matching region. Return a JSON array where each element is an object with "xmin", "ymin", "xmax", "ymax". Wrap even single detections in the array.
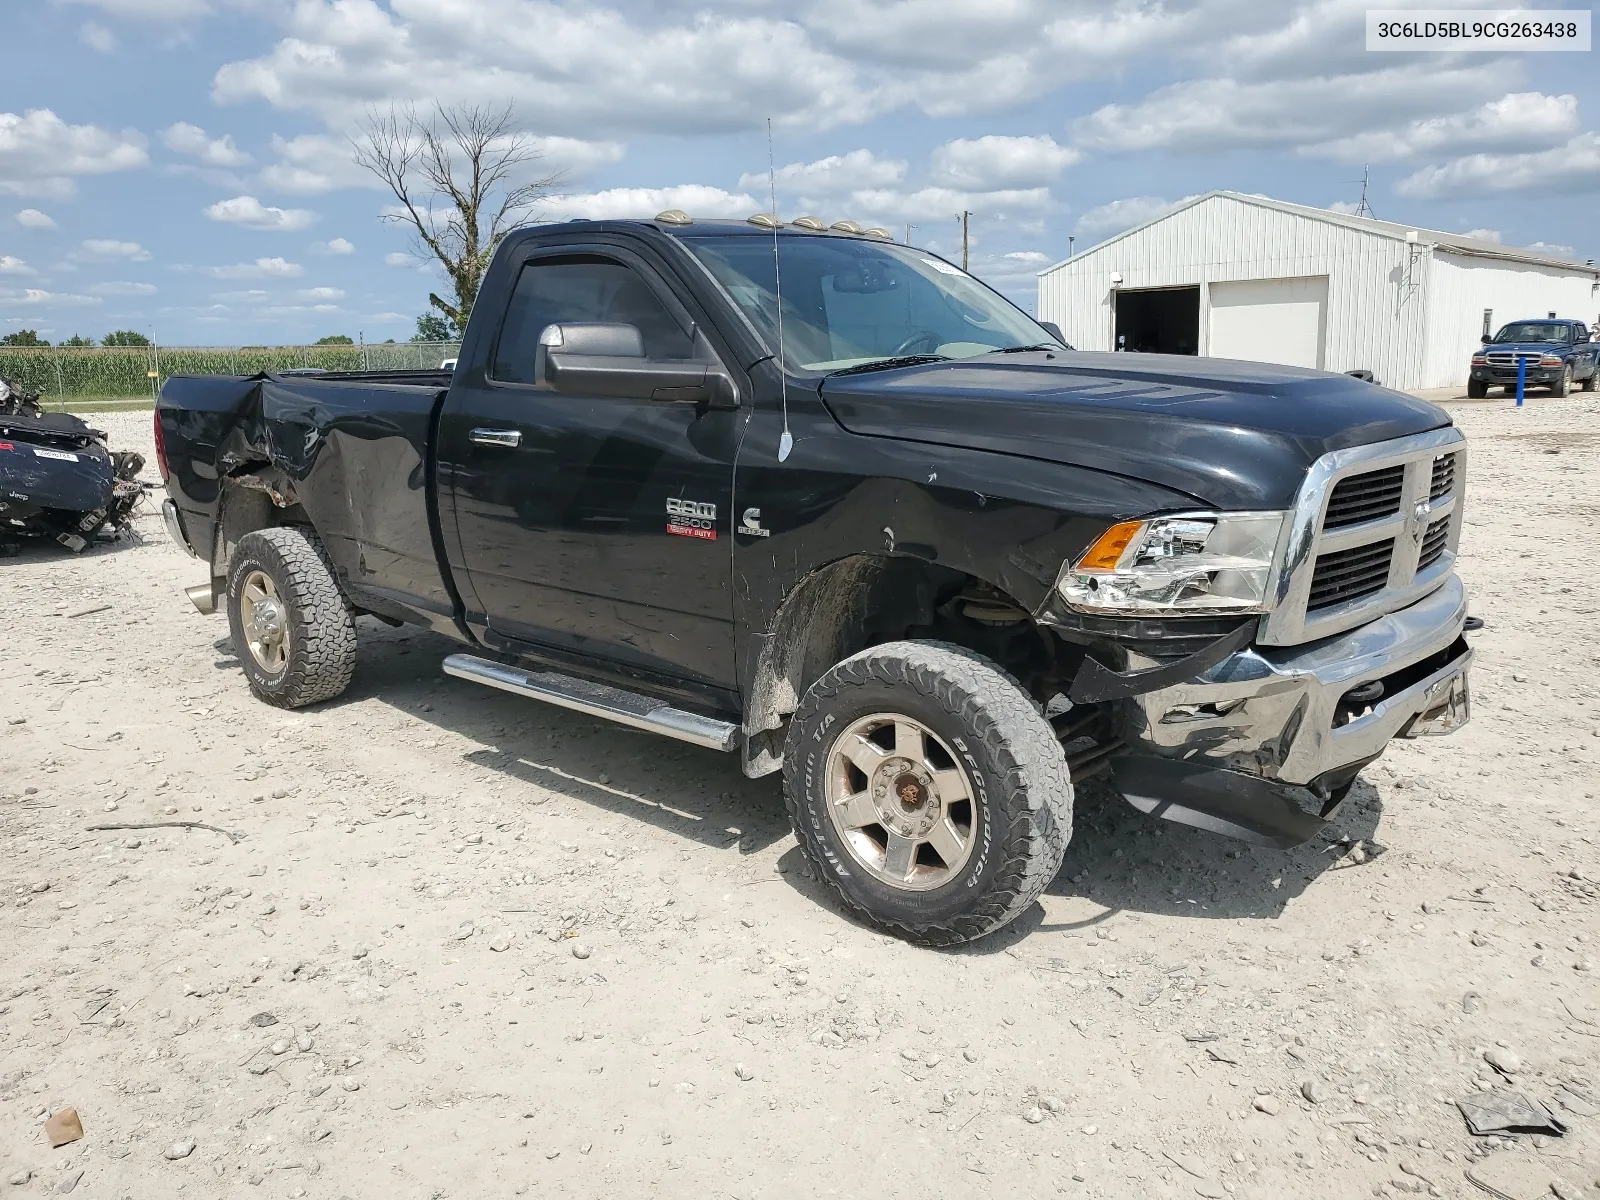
[{"xmin": 442, "ymin": 653, "xmax": 740, "ymax": 753}]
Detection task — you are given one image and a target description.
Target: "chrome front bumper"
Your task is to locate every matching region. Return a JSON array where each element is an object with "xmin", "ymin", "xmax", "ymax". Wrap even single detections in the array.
[
  {"xmin": 1121, "ymin": 574, "xmax": 1470, "ymax": 786},
  {"xmin": 1110, "ymin": 576, "xmax": 1471, "ymax": 847}
]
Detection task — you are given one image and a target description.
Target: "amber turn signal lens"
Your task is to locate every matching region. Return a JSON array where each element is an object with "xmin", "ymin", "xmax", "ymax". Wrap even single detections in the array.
[{"xmin": 1077, "ymin": 520, "xmax": 1145, "ymax": 572}]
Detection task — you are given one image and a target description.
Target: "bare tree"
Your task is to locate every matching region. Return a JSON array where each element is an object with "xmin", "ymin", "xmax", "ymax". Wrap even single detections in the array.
[{"xmin": 353, "ymin": 103, "xmax": 563, "ymax": 334}]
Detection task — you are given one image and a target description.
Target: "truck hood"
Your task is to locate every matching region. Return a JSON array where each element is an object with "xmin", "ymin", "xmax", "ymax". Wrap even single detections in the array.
[
  {"xmin": 819, "ymin": 352, "xmax": 1451, "ymax": 510},
  {"xmin": 1482, "ymin": 342, "xmax": 1567, "ymax": 354}
]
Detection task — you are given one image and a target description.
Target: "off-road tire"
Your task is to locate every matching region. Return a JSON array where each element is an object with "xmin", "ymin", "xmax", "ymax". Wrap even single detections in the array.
[
  {"xmin": 226, "ymin": 526, "xmax": 356, "ymax": 708},
  {"xmin": 1552, "ymin": 365, "xmax": 1572, "ymax": 397},
  {"xmin": 783, "ymin": 640, "xmax": 1073, "ymax": 946},
  {"xmin": 1465, "ymin": 378, "xmax": 1487, "ymax": 399}
]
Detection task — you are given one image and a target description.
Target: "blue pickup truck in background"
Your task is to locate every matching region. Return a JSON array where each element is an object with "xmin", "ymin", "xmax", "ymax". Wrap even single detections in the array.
[{"xmin": 1468, "ymin": 317, "xmax": 1599, "ymax": 398}]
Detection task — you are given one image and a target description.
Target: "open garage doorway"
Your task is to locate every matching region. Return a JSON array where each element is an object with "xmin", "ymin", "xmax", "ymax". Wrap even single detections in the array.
[{"xmin": 1114, "ymin": 286, "xmax": 1199, "ymax": 354}]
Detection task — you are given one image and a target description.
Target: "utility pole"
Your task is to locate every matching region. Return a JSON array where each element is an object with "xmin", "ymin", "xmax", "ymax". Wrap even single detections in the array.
[
  {"xmin": 905, "ymin": 223, "xmax": 916, "ymax": 245},
  {"xmin": 1354, "ymin": 164, "xmax": 1375, "ymax": 218},
  {"xmin": 958, "ymin": 210, "xmax": 972, "ymax": 271},
  {"xmin": 1068, "ymin": 235, "xmax": 1076, "ymax": 257}
]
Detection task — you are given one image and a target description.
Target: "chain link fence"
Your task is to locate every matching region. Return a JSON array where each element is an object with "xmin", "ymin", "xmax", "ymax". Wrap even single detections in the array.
[{"xmin": 0, "ymin": 342, "xmax": 463, "ymax": 400}]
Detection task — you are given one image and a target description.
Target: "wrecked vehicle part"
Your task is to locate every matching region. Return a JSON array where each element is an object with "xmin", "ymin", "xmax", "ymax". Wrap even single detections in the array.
[{"xmin": 0, "ymin": 378, "xmax": 148, "ymax": 552}]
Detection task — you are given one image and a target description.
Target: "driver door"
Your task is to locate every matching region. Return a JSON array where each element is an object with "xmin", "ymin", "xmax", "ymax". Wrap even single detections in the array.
[{"xmin": 438, "ymin": 246, "xmax": 743, "ymax": 692}]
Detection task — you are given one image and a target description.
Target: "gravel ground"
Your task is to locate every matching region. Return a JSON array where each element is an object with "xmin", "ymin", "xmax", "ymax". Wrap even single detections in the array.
[{"xmin": 1, "ymin": 401, "xmax": 1597, "ymax": 1199}]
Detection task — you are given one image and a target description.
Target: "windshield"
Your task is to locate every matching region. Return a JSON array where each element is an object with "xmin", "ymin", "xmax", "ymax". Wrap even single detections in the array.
[
  {"xmin": 681, "ymin": 234, "xmax": 1059, "ymax": 371},
  {"xmin": 1492, "ymin": 322, "xmax": 1572, "ymax": 344}
]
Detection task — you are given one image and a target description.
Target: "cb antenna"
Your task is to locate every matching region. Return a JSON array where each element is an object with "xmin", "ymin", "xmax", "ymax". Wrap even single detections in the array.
[{"xmin": 768, "ymin": 118, "xmax": 792, "ymax": 463}]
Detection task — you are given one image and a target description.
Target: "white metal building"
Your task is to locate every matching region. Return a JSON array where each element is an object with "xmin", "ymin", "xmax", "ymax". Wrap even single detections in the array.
[{"xmin": 1037, "ymin": 192, "xmax": 1600, "ymax": 390}]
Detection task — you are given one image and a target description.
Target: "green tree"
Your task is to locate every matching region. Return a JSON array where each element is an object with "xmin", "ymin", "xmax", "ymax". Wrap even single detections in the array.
[
  {"xmin": 102, "ymin": 329, "xmax": 151, "ymax": 346},
  {"xmin": 412, "ymin": 312, "xmax": 454, "ymax": 342},
  {"xmin": 1, "ymin": 330, "xmax": 49, "ymax": 347},
  {"xmin": 315, "ymin": 334, "xmax": 354, "ymax": 345},
  {"xmin": 63, "ymin": 334, "xmax": 96, "ymax": 347}
]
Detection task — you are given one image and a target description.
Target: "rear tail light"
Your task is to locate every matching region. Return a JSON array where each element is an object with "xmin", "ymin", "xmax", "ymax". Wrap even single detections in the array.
[{"xmin": 152, "ymin": 408, "xmax": 170, "ymax": 482}]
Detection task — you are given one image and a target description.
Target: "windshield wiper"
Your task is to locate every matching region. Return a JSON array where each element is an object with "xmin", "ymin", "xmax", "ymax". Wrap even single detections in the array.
[
  {"xmin": 823, "ymin": 354, "xmax": 949, "ymax": 379},
  {"xmin": 989, "ymin": 344, "xmax": 1060, "ymax": 354}
]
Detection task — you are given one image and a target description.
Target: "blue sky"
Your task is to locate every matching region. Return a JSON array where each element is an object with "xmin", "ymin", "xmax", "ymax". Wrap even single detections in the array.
[{"xmin": 2, "ymin": 0, "xmax": 1596, "ymax": 345}]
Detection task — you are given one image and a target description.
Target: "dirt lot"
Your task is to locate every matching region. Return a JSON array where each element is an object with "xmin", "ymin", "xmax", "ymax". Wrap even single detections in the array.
[{"xmin": 2, "ymin": 397, "xmax": 1598, "ymax": 1200}]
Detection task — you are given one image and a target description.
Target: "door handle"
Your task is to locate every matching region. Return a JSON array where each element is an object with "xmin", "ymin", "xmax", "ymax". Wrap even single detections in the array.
[{"xmin": 469, "ymin": 428, "xmax": 522, "ymax": 448}]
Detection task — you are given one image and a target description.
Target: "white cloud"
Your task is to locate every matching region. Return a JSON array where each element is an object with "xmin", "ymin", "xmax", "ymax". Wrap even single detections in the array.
[
  {"xmin": 78, "ymin": 238, "xmax": 152, "ymax": 261},
  {"xmin": 257, "ymin": 133, "xmax": 372, "ymax": 195},
  {"xmin": 527, "ymin": 135, "xmax": 625, "ymax": 177},
  {"xmin": 58, "ymin": 0, "xmax": 211, "ymax": 18},
  {"xmin": 848, "ymin": 185, "xmax": 1053, "ymax": 227},
  {"xmin": 80, "ymin": 21, "xmax": 115, "ymax": 52},
  {"xmin": 929, "ymin": 135, "xmax": 1078, "ymax": 189},
  {"xmin": 1526, "ymin": 240, "xmax": 1578, "ymax": 260},
  {"xmin": 210, "ymin": 257, "xmax": 303, "ymax": 279},
  {"xmin": 1463, "ymin": 228, "xmax": 1501, "ymax": 243},
  {"xmin": 299, "ymin": 286, "xmax": 345, "ymax": 300},
  {"xmin": 1072, "ymin": 66, "xmax": 1503, "ymax": 155},
  {"xmin": 163, "ymin": 122, "xmax": 252, "ymax": 168},
  {"xmin": 0, "ymin": 108, "xmax": 148, "ymax": 199},
  {"xmin": 0, "ymin": 256, "xmax": 36, "ymax": 276},
  {"xmin": 16, "ymin": 208, "xmax": 56, "ymax": 230},
  {"xmin": 316, "ymin": 237, "xmax": 355, "ymax": 254},
  {"xmin": 546, "ymin": 184, "xmax": 759, "ymax": 222},
  {"xmin": 1397, "ymin": 132, "xmax": 1600, "ymax": 198},
  {"xmin": 1072, "ymin": 195, "xmax": 1200, "ymax": 240},
  {"xmin": 383, "ymin": 252, "xmax": 413, "ymax": 266},
  {"xmin": 1003, "ymin": 250, "xmax": 1050, "ymax": 266},
  {"xmin": 87, "ymin": 281, "xmax": 158, "ymax": 296},
  {"xmin": 1326, "ymin": 200, "xmax": 1361, "ymax": 215},
  {"xmin": 0, "ymin": 288, "xmax": 101, "ymax": 308},
  {"xmin": 739, "ymin": 150, "xmax": 906, "ymax": 199},
  {"xmin": 1305, "ymin": 93, "xmax": 1580, "ymax": 164},
  {"xmin": 212, "ymin": 289, "xmax": 270, "ymax": 303},
  {"xmin": 205, "ymin": 194, "xmax": 318, "ymax": 232}
]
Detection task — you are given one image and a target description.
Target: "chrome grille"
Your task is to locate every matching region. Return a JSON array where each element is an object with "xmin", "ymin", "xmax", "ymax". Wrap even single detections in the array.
[
  {"xmin": 1308, "ymin": 539, "xmax": 1393, "ymax": 611},
  {"xmin": 1429, "ymin": 453, "xmax": 1457, "ymax": 500},
  {"xmin": 1324, "ymin": 465, "xmax": 1404, "ymax": 529},
  {"xmin": 1260, "ymin": 427, "xmax": 1468, "ymax": 647},
  {"xmin": 1485, "ymin": 350, "xmax": 1539, "ymax": 367},
  {"xmin": 1417, "ymin": 516, "xmax": 1451, "ymax": 571}
]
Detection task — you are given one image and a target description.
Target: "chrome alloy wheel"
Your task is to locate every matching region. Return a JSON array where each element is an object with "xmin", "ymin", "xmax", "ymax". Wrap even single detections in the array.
[
  {"xmin": 823, "ymin": 712, "xmax": 978, "ymax": 891},
  {"xmin": 238, "ymin": 569, "xmax": 289, "ymax": 674}
]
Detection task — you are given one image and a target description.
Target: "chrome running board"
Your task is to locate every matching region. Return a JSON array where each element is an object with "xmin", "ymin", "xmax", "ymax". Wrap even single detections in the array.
[{"xmin": 442, "ymin": 653, "xmax": 739, "ymax": 753}]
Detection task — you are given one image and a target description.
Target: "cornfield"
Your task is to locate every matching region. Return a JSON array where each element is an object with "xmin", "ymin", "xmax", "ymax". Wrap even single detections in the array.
[{"xmin": 0, "ymin": 342, "xmax": 463, "ymax": 400}]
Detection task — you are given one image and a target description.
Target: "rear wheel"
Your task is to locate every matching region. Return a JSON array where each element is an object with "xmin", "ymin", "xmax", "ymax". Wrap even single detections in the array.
[
  {"xmin": 1551, "ymin": 365, "xmax": 1572, "ymax": 397},
  {"xmin": 1582, "ymin": 369, "xmax": 1598, "ymax": 392},
  {"xmin": 783, "ymin": 640, "xmax": 1072, "ymax": 946},
  {"xmin": 1466, "ymin": 378, "xmax": 1487, "ymax": 399},
  {"xmin": 225, "ymin": 527, "xmax": 356, "ymax": 708}
]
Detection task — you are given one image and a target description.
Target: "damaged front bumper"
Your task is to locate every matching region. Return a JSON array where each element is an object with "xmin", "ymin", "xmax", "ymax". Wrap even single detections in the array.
[{"xmin": 1109, "ymin": 574, "xmax": 1472, "ymax": 848}]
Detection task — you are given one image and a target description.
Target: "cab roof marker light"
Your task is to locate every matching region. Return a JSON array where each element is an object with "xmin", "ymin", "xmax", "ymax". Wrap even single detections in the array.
[
  {"xmin": 829, "ymin": 220, "xmax": 864, "ymax": 234},
  {"xmin": 791, "ymin": 215, "xmax": 826, "ymax": 231},
  {"xmin": 747, "ymin": 213, "xmax": 783, "ymax": 229},
  {"xmin": 863, "ymin": 227, "xmax": 894, "ymax": 240},
  {"xmin": 654, "ymin": 209, "xmax": 693, "ymax": 226}
]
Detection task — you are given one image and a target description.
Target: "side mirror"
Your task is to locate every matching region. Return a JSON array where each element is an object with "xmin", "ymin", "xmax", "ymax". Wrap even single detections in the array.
[
  {"xmin": 540, "ymin": 322, "xmax": 737, "ymax": 407},
  {"xmin": 1039, "ymin": 320, "xmax": 1067, "ymax": 345}
]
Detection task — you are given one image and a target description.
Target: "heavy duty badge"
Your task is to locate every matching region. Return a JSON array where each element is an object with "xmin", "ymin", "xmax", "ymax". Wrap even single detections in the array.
[{"xmin": 666, "ymin": 497, "xmax": 717, "ymax": 540}]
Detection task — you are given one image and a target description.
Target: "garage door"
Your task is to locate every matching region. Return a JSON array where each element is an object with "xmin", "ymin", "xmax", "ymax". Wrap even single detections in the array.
[{"xmin": 1208, "ymin": 276, "xmax": 1328, "ymax": 370}]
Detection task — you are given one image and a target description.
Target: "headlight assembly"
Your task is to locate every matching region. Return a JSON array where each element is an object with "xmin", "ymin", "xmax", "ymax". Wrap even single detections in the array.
[{"xmin": 1058, "ymin": 512, "xmax": 1288, "ymax": 616}]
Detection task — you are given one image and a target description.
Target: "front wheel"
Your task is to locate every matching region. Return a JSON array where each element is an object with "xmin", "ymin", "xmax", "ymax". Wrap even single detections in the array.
[
  {"xmin": 1552, "ymin": 365, "xmax": 1572, "ymax": 397},
  {"xmin": 225, "ymin": 526, "xmax": 357, "ymax": 708},
  {"xmin": 1466, "ymin": 378, "xmax": 1487, "ymax": 399},
  {"xmin": 783, "ymin": 641, "xmax": 1073, "ymax": 946}
]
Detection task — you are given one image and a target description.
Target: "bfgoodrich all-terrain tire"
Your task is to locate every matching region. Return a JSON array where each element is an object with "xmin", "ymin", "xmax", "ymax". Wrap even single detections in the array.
[
  {"xmin": 225, "ymin": 526, "xmax": 357, "ymax": 708},
  {"xmin": 783, "ymin": 640, "xmax": 1073, "ymax": 946}
]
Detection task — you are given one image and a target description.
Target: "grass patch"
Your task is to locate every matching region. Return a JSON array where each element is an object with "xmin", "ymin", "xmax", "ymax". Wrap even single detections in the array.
[{"xmin": 40, "ymin": 396, "xmax": 156, "ymax": 413}]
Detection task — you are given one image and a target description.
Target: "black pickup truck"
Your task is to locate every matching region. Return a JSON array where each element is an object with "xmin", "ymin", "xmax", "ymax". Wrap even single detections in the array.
[{"xmin": 157, "ymin": 214, "xmax": 1473, "ymax": 945}]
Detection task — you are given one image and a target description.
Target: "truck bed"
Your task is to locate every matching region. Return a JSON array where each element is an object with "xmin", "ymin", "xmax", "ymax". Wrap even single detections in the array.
[{"xmin": 158, "ymin": 370, "xmax": 458, "ymax": 629}]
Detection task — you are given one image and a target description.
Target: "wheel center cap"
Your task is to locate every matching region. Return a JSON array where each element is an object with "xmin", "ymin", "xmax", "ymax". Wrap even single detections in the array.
[
  {"xmin": 251, "ymin": 599, "xmax": 284, "ymax": 644},
  {"xmin": 872, "ymin": 758, "xmax": 939, "ymax": 837}
]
